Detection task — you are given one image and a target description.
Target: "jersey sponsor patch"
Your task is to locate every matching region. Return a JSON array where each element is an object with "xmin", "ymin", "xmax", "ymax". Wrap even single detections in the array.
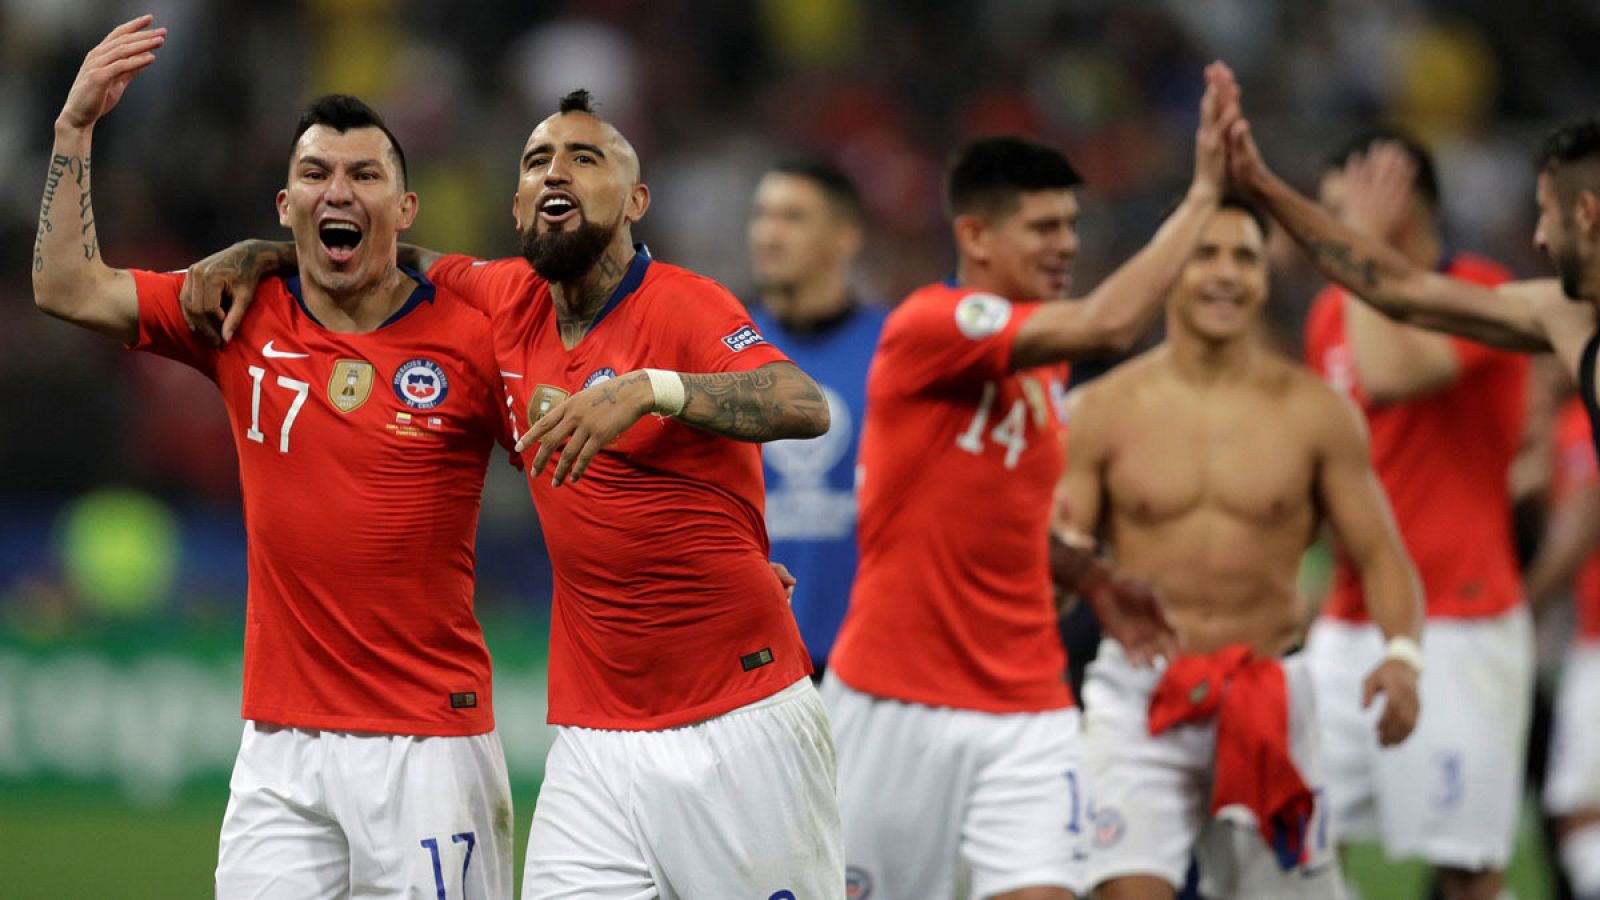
[
  {"xmin": 450, "ymin": 691, "xmax": 477, "ymax": 709},
  {"xmin": 327, "ymin": 359, "xmax": 374, "ymax": 413},
  {"xmin": 583, "ymin": 367, "xmax": 618, "ymax": 388},
  {"xmin": 740, "ymin": 647, "xmax": 774, "ymax": 671},
  {"xmin": 722, "ymin": 324, "xmax": 768, "ymax": 352},
  {"xmin": 954, "ymin": 292, "xmax": 1012, "ymax": 340},
  {"xmin": 528, "ymin": 385, "xmax": 570, "ymax": 425},
  {"xmin": 393, "ymin": 359, "xmax": 449, "ymax": 410}
]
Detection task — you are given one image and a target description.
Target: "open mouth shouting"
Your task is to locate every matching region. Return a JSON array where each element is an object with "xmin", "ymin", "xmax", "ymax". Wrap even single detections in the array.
[
  {"xmin": 318, "ymin": 219, "xmax": 363, "ymax": 263},
  {"xmin": 538, "ymin": 191, "xmax": 580, "ymax": 228}
]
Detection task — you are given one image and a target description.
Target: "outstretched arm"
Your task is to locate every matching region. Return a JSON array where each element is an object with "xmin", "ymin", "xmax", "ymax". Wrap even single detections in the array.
[
  {"xmin": 1009, "ymin": 62, "xmax": 1234, "ymax": 367},
  {"xmin": 31, "ymin": 16, "xmax": 166, "ymax": 343},
  {"xmin": 516, "ymin": 362, "xmax": 830, "ymax": 485},
  {"xmin": 1222, "ymin": 100, "xmax": 1551, "ymax": 353},
  {"xmin": 180, "ymin": 240, "xmax": 447, "ymax": 344}
]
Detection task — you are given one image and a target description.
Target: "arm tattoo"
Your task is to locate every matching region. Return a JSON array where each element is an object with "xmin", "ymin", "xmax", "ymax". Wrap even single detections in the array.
[
  {"xmin": 678, "ymin": 364, "xmax": 829, "ymax": 441},
  {"xmin": 1305, "ymin": 239, "xmax": 1381, "ymax": 292},
  {"xmin": 34, "ymin": 153, "xmax": 71, "ymax": 273}
]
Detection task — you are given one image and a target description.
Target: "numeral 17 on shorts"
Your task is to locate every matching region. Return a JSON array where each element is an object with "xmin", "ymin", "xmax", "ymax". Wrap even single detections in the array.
[{"xmin": 420, "ymin": 831, "xmax": 476, "ymax": 900}]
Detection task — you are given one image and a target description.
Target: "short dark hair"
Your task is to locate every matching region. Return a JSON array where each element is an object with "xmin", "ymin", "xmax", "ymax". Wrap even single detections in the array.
[
  {"xmin": 559, "ymin": 89, "xmax": 595, "ymax": 115},
  {"xmin": 946, "ymin": 136, "xmax": 1083, "ymax": 220},
  {"xmin": 1219, "ymin": 191, "xmax": 1270, "ymax": 238},
  {"xmin": 292, "ymin": 95, "xmax": 408, "ymax": 187},
  {"xmin": 1538, "ymin": 117, "xmax": 1600, "ymax": 171},
  {"xmin": 1324, "ymin": 127, "xmax": 1438, "ymax": 209},
  {"xmin": 768, "ymin": 158, "xmax": 863, "ymax": 223}
]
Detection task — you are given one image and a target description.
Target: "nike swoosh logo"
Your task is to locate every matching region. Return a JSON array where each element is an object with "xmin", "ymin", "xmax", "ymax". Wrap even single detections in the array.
[
  {"xmin": 499, "ymin": 371, "xmax": 524, "ymax": 379},
  {"xmin": 262, "ymin": 340, "xmax": 310, "ymax": 359}
]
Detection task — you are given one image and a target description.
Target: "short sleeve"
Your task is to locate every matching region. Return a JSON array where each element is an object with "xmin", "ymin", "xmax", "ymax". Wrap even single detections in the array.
[
  {"xmin": 653, "ymin": 275, "xmax": 791, "ymax": 373},
  {"xmin": 129, "ymin": 269, "xmax": 218, "ymax": 376},
  {"xmin": 878, "ymin": 291, "xmax": 1043, "ymax": 393},
  {"xmin": 429, "ymin": 255, "xmax": 533, "ymax": 317}
]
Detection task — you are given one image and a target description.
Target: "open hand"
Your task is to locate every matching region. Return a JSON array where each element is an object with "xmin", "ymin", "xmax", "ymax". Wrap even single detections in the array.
[
  {"xmin": 58, "ymin": 16, "xmax": 166, "ymax": 130},
  {"xmin": 516, "ymin": 371, "xmax": 654, "ymax": 486},
  {"xmin": 1191, "ymin": 61, "xmax": 1240, "ymax": 201},
  {"xmin": 1082, "ymin": 567, "xmax": 1179, "ymax": 667},
  {"xmin": 1339, "ymin": 141, "xmax": 1418, "ymax": 241},
  {"xmin": 181, "ymin": 240, "xmax": 281, "ymax": 345}
]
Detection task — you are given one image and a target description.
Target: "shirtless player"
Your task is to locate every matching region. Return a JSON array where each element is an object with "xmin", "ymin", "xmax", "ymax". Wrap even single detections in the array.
[{"xmin": 1058, "ymin": 196, "xmax": 1424, "ymax": 899}]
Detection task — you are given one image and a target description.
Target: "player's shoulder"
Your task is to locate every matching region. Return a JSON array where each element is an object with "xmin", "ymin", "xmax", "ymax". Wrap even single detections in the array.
[
  {"xmin": 640, "ymin": 258, "xmax": 734, "ymax": 300},
  {"xmin": 1067, "ymin": 348, "xmax": 1162, "ymax": 418},
  {"xmin": 1279, "ymin": 357, "xmax": 1366, "ymax": 438},
  {"xmin": 885, "ymin": 281, "xmax": 1013, "ymax": 337}
]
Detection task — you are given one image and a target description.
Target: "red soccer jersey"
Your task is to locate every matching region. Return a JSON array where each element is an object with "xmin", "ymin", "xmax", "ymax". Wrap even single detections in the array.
[
  {"xmin": 430, "ymin": 249, "xmax": 811, "ymax": 730},
  {"xmin": 829, "ymin": 282, "xmax": 1073, "ymax": 712},
  {"xmin": 131, "ymin": 269, "xmax": 505, "ymax": 735},
  {"xmin": 1552, "ymin": 398, "xmax": 1600, "ymax": 641},
  {"xmin": 1305, "ymin": 253, "xmax": 1526, "ymax": 621}
]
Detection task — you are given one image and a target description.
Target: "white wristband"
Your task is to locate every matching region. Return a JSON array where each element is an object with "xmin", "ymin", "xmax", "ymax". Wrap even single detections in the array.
[
  {"xmin": 643, "ymin": 368, "xmax": 685, "ymax": 417},
  {"xmin": 1383, "ymin": 635, "xmax": 1424, "ymax": 673}
]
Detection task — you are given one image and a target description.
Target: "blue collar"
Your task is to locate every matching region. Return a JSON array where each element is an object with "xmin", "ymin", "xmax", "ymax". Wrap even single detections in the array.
[
  {"xmin": 287, "ymin": 263, "xmax": 436, "ymax": 329},
  {"xmin": 582, "ymin": 243, "xmax": 653, "ymax": 335}
]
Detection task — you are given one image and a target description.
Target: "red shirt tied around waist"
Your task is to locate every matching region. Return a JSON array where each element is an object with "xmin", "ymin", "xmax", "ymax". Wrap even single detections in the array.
[
  {"xmin": 830, "ymin": 281, "xmax": 1073, "ymax": 712},
  {"xmin": 1148, "ymin": 646, "xmax": 1313, "ymax": 870},
  {"xmin": 1553, "ymin": 397, "xmax": 1600, "ymax": 642},
  {"xmin": 1305, "ymin": 252, "xmax": 1527, "ymax": 622},
  {"xmin": 430, "ymin": 249, "xmax": 812, "ymax": 730},
  {"xmin": 131, "ymin": 268, "xmax": 505, "ymax": 737}
]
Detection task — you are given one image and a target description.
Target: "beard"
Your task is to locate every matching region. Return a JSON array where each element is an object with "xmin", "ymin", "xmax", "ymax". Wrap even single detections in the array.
[{"xmin": 520, "ymin": 211, "xmax": 620, "ymax": 283}]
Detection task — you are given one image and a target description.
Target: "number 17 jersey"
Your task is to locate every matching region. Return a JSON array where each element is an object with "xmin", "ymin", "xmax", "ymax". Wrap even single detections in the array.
[{"xmin": 830, "ymin": 281, "xmax": 1073, "ymax": 712}]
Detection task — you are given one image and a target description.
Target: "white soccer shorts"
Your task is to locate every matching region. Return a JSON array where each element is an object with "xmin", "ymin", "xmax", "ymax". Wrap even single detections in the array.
[
  {"xmin": 1546, "ymin": 641, "xmax": 1600, "ymax": 816},
  {"xmin": 821, "ymin": 673, "xmax": 1087, "ymax": 900},
  {"xmin": 520, "ymin": 677, "xmax": 843, "ymax": 900},
  {"xmin": 215, "ymin": 721, "xmax": 514, "ymax": 900},
  {"xmin": 1307, "ymin": 606, "xmax": 1534, "ymax": 870},
  {"xmin": 1081, "ymin": 639, "xmax": 1341, "ymax": 899}
]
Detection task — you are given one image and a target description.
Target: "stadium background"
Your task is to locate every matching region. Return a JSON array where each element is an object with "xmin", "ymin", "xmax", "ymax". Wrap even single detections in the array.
[{"xmin": 1, "ymin": 0, "xmax": 1593, "ymax": 896}]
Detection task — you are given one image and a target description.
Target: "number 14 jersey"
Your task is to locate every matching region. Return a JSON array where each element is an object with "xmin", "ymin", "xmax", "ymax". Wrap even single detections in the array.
[{"xmin": 830, "ymin": 281, "xmax": 1073, "ymax": 712}]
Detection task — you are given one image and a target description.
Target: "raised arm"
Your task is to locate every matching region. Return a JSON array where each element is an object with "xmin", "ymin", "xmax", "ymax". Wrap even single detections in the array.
[
  {"xmin": 1311, "ymin": 383, "xmax": 1423, "ymax": 746},
  {"xmin": 516, "ymin": 361, "xmax": 830, "ymax": 486},
  {"xmin": 1224, "ymin": 107, "xmax": 1550, "ymax": 353},
  {"xmin": 31, "ymin": 17, "xmax": 166, "ymax": 343},
  {"xmin": 1009, "ymin": 63, "xmax": 1234, "ymax": 368}
]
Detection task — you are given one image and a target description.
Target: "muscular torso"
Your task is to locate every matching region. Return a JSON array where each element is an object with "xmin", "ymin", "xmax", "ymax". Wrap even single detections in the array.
[{"xmin": 1095, "ymin": 349, "xmax": 1322, "ymax": 656}]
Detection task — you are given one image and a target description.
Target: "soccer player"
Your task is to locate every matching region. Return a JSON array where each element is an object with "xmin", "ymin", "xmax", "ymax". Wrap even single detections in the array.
[
  {"xmin": 1061, "ymin": 196, "xmax": 1423, "ymax": 899},
  {"xmin": 820, "ymin": 64, "xmax": 1234, "ymax": 900},
  {"xmin": 1218, "ymin": 67, "xmax": 1600, "ymax": 470},
  {"xmin": 745, "ymin": 158, "xmax": 887, "ymax": 678},
  {"xmin": 1526, "ymin": 395, "xmax": 1600, "ymax": 900},
  {"xmin": 189, "ymin": 90, "xmax": 843, "ymax": 899},
  {"xmin": 33, "ymin": 19, "xmax": 515, "ymax": 899},
  {"xmin": 1298, "ymin": 130, "xmax": 1534, "ymax": 898}
]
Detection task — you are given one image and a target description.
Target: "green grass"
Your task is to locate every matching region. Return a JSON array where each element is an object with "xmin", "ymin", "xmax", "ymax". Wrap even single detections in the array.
[
  {"xmin": 0, "ymin": 785, "xmax": 541, "ymax": 899},
  {"xmin": 0, "ymin": 789, "xmax": 1559, "ymax": 898}
]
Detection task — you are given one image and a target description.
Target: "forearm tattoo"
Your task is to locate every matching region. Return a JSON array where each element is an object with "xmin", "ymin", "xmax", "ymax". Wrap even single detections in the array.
[
  {"xmin": 1305, "ymin": 239, "xmax": 1382, "ymax": 293},
  {"xmin": 34, "ymin": 153, "xmax": 73, "ymax": 272},
  {"xmin": 679, "ymin": 365, "xmax": 828, "ymax": 441}
]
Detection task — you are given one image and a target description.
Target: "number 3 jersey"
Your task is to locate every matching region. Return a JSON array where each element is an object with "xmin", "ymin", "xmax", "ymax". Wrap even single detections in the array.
[
  {"xmin": 830, "ymin": 281, "xmax": 1073, "ymax": 712},
  {"xmin": 129, "ymin": 269, "xmax": 506, "ymax": 736}
]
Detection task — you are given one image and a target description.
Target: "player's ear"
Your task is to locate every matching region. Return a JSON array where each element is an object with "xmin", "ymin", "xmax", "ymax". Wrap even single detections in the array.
[
  {"xmin": 397, "ymin": 190, "xmax": 419, "ymax": 231},
  {"xmin": 953, "ymin": 213, "xmax": 989, "ymax": 265},
  {"xmin": 276, "ymin": 189, "xmax": 291, "ymax": 228},
  {"xmin": 1578, "ymin": 188, "xmax": 1600, "ymax": 237},
  {"xmin": 836, "ymin": 220, "xmax": 864, "ymax": 263},
  {"xmin": 625, "ymin": 182, "xmax": 650, "ymax": 225}
]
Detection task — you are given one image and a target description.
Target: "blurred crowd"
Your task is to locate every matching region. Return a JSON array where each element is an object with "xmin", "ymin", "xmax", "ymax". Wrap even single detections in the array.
[{"xmin": 4, "ymin": 0, "xmax": 1600, "ymax": 622}]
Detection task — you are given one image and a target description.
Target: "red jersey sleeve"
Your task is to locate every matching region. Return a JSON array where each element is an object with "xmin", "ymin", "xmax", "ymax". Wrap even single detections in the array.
[
  {"xmin": 880, "ymin": 289, "xmax": 1043, "ymax": 393},
  {"xmin": 129, "ymin": 269, "xmax": 218, "ymax": 376},
  {"xmin": 650, "ymin": 272, "xmax": 791, "ymax": 373},
  {"xmin": 429, "ymin": 255, "xmax": 531, "ymax": 317}
]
